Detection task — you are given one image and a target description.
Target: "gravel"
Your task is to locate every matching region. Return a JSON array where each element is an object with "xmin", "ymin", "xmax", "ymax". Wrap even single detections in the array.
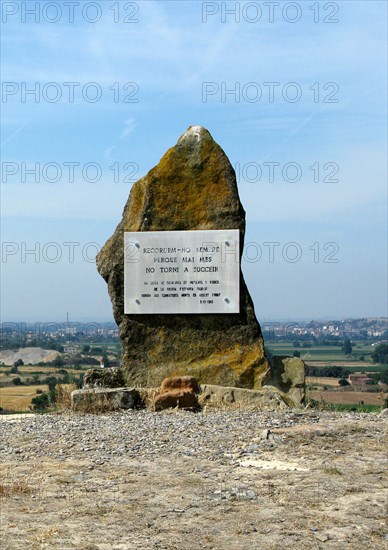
[{"xmin": 1, "ymin": 409, "xmax": 387, "ymax": 550}]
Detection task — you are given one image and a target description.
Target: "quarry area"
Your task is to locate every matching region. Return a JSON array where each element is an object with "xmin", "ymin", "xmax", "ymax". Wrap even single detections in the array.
[{"xmin": 1, "ymin": 408, "xmax": 387, "ymax": 550}]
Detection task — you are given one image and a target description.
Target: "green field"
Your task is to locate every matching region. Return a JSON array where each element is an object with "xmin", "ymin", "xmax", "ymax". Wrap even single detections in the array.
[
  {"xmin": 308, "ymin": 401, "xmax": 383, "ymax": 413},
  {"xmin": 266, "ymin": 342, "xmax": 375, "ymax": 363}
]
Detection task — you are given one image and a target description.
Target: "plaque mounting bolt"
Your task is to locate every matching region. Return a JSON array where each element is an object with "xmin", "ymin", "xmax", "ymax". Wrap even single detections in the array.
[
  {"xmin": 224, "ymin": 298, "xmax": 230, "ymax": 303},
  {"xmin": 135, "ymin": 299, "xmax": 140, "ymax": 305}
]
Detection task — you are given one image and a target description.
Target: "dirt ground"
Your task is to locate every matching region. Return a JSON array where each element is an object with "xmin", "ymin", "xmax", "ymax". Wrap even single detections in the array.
[
  {"xmin": 0, "ymin": 409, "xmax": 387, "ymax": 550},
  {"xmin": 308, "ymin": 390, "xmax": 386, "ymax": 406},
  {"xmin": 306, "ymin": 377, "xmax": 341, "ymax": 387}
]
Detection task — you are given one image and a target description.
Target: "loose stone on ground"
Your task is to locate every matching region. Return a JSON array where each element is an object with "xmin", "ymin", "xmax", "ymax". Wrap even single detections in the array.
[{"xmin": 0, "ymin": 409, "xmax": 386, "ymax": 549}]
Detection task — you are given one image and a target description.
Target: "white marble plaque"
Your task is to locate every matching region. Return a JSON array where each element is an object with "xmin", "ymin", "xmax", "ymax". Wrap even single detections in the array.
[{"xmin": 124, "ymin": 230, "xmax": 240, "ymax": 314}]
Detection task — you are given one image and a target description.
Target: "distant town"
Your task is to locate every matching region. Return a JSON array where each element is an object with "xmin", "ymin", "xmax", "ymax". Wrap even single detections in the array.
[
  {"xmin": 1, "ymin": 316, "xmax": 387, "ymax": 415},
  {"xmin": 261, "ymin": 317, "xmax": 387, "ymax": 342},
  {"xmin": 1, "ymin": 317, "xmax": 386, "ymax": 351}
]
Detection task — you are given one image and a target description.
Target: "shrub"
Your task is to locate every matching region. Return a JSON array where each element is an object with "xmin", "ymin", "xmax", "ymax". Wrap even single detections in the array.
[
  {"xmin": 30, "ymin": 389, "xmax": 57, "ymax": 411},
  {"xmin": 55, "ymin": 384, "xmax": 77, "ymax": 411},
  {"xmin": 44, "ymin": 376, "xmax": 58, "ymax": 392},
  {"xmin": 372, "ymin": 344, "xmax": 388, "ymax": 364}
]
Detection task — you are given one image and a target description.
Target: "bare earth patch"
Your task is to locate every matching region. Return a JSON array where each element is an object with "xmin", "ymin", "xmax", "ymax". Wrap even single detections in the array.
[
  {"xmin": 0, "ymin": 409, "xmax": 387, "ymax": 549},
  {"xmin": 309, "ymin": 390, "xmax": 385, "ymax": 405}
]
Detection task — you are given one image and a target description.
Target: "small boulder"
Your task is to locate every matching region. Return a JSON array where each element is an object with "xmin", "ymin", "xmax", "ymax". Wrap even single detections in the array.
[
  {"xmin": 71, "ymin": 387, "xmax": 140, "ymax": 412},
  {"xmin": 200, "ymin": 384, "xmax": 289, "ymax": 410},
  {"xmin": 154, "ymin": 376, "xmax": 200, "ymax": 411},
  {"xmin": 268, "ymin": 356, "xmax": 306, "ymax": 406},
  {"xmin": 83, "ymin": 367, "xmax": 125, "ymax": 389},
  {"xmin": 159, "ymin": 376, "xmax": 200, "ymax": 394},
  {"xmin": 154, "ymin": 389, "xmax": 198, "ymax": 412}
]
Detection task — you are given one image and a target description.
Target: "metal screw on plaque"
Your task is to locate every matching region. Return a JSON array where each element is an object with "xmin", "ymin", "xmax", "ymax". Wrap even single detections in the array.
[
  {"xmin": 135, "ymin": 300, "xmax": 140, "ymax": 305},
  {"xmin": 135, "ymin": 243, "xmax": 140, "ymax": 248},
  {"xmin": 225, "ymin": 241, "xmax": 230, "ymax": 246},
  {"xmin": 224, "ymin": 298, "xmax": 230, "ymax": 304}
]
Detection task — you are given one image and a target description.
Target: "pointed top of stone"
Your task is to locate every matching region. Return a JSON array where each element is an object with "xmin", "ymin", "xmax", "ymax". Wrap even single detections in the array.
[{"xmin": 177, "ymin": 125, "xmax": 209, "ymax": 144}]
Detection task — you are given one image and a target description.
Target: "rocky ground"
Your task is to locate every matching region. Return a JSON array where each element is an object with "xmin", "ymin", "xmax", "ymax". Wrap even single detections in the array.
[{"xmin": 1, "ymin": 409, "xmax": 387, "ymax": 549}]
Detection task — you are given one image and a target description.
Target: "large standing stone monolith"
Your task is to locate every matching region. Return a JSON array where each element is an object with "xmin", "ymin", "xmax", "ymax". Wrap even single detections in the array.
[{"xmin": 96, "ymin": 126, "xmax": 270, "ymax": 388}]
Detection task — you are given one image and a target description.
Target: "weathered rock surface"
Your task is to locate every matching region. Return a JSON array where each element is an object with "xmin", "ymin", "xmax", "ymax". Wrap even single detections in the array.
[
  {"xmin": 268, "ymin": 356, "xmax": 306, "ymax": 406},
  {"xmin": 154, "ymin": 376, "xmax": 200, "ymax": 411},
  {"xmin": 71, "ymin": 387, "xmax": 140, "ymax": 412},
  {"xmin": 200, "ymin": 384, "xmax": 290, "ymax": 410},
  {"xmin": 97, "ymin": 126, "xmax": 269, "ymax": 388},
  {"xmin": 154, "ymin": 390, "xmax": 198, "ymax": 412},
  {"xmin": 83, "ymin": 367, "xmax": 125, "ymax": 389},
  {"xmin": 160, "ymin": 376, "xmax": 201, "ymax": 394}
]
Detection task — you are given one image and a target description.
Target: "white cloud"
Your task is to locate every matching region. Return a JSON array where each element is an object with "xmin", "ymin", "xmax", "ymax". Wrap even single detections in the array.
[{"xmin": 120, "ymin": 118, "xmax": 136, "ymax": 139}]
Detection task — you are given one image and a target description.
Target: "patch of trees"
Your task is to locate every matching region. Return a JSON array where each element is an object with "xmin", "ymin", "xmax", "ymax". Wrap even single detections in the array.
[
  {"xmin": 44, "ymin": 355, "xmax": 99, "ymax": 367},
  {"xmin": 307, "ymin": 365, "xmax": 351, "ymax": 378},
  {"xmin": 370, "ymin": 368, "xmax": 388, "ymax": 384},
  {"xmin": 30, "ymin": 372, "xmax": 84, "ymax": 411},
  {"xmin": 52, "ymin": 356, "xmax": 64, "ymax": 367},
  {"xmin": 342, "ymin": 339, "xmax": 353, "ymax": 355},
  {"xmin": 316, "ymin": 338, "xmax": 342, "ymax": 346},
  {"xmin": 80, "ymin": 357, "xmax": 100, "ymax": 365},
  {"xmin": 31, "ymin": 390, "xmax": 56, "ymax": 411},
  {"xmin": 7, "ymin": 369, "xmax": 81, "ymax": 388},
  {"xmin": 0, "ymin": 338, "xmax": 20, "ymax": 350},
  {"xmin": 371, "ymin": 344, "xmax": 388, "ymax": 365}
]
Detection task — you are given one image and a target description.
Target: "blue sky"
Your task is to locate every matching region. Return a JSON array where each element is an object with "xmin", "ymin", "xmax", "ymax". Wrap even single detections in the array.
[{"xmin": 1, "ymin": 0, "xmax": 387, "ymax": 322}]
